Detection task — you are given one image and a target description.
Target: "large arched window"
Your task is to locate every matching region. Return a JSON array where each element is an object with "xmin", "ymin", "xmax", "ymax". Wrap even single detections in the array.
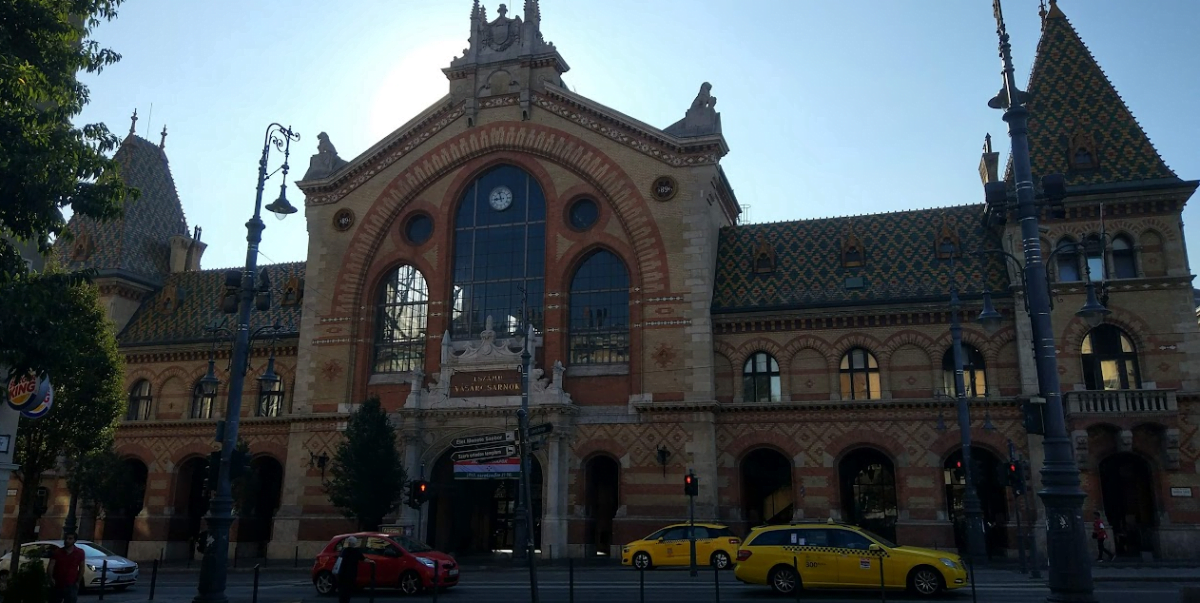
[
  {"xmin": 840, "ymin": 348, "xmax": 881, "ymax": 400},
  {"xmin": 942, "ymin": 345, "xmax": 987, "ymax": 398},
  {"xmin": 1081, "ymin": 325, "xmax": 1141, "ymax": 390},
  {"xmin": 374, "ymin": 265, "xmax": 429, "ymax": 373},
  {"xmin": 1111, "ymin": 235, "xmax": 1136, "ymax": 279},
  {"xmin": 742, "ymin": 352, "xmax": 781, "ymax": 402},
  {"xmin": 256, "ymin": 379, "xmax": 285, "ymax": 417},
  {"xmin": 568, "ymin": 250, "xmax": 630, "ymax": 365},
  {"xmin": 451, "ymin": 165, "xmax": 546, "ymax": 339},
  {"xmin": 126, "ymin": 380, "xmax": 152, "ymax": 421},
  {"xmin": 1056, "ymin": 237, "xmax": 1081, "ymax": 282},
  {"xmin": 190, "ymin": 382, "xmax": 215, "ymax": 419}
]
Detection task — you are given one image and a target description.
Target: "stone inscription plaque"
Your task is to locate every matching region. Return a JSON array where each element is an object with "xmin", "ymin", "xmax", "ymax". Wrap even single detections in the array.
[{"xmin": 450, "ymin": 370, "xmax": 521, "ymax": 397}]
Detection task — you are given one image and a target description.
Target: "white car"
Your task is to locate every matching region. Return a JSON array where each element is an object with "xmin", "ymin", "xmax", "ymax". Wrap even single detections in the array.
[{"xmin": 0, "ymin": 540, "xmax": 140, "ymax": 591}]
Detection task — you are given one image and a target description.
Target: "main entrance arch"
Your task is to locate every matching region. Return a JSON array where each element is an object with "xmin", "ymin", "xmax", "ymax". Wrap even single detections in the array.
[
  {"xmin": 168, "ymin": 457, "xmax": 209, "ymax": 559},
  {"xmin": 1100, "ymin": 453, "xmax": 1156, "ymax": 556},
  {"xmin": 235, "ymin": 456, "xmax": 285, "ymax": 558},
  {"xmin": 740, "ymin": 448, "xmax": 793, "ymax": 526},
  {"xmin": 583, "ymin": 455, "xmax": 619, "ymax": 556},
  {"xmin": 838, "ymin": 448, "xmax": 898, "ymax": 542},
  {"xmin": 426, "ymin": 450, "xmax": 543, "ymax": 556},
  {"xmin": 99, "ymin": 458, "xmax": 149, "ymax": 556},
  {"xmin": 943, "ymin": 447, "xmax": 1008, "ymax": 556}
]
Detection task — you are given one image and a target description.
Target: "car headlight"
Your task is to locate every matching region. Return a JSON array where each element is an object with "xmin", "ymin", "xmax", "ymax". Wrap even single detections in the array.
[
  {"xmin": 939, "ymin": 558, "xmax": 958, "ymax": 569},
  {"xmin": 85, "ymin": 563, "xmax": 99, "ymax": 571},
  {"xmin": 416, "ymin": 556, "xmax": 436, "ymax": 568}
]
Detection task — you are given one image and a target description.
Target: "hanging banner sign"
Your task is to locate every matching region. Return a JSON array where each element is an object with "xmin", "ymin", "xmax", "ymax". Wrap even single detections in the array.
[
  {"xmin": 7, "ymin": 373, "xmax": 48, "ymax": 412},
  {"xmin": 453, "ymin": 457, "xmax": 520, "ymax": 480},
  {"xmin": 21, "ymin": 378, "xmax": 54, "ymax": 419}
]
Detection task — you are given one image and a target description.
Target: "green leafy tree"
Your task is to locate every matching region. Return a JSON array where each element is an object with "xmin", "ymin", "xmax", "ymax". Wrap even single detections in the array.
[
  {"xmin": 0, "ymin": 0, "xmax": 138, "ymax": 279},
  {"xmin": 326, "ymin": 398, "xmax": 407, "ymax": 530},
  {"xmin": 70, "ymin": 447, "xmax": 144, "ymax": 519},
  {"xmin": 3, "ymin": 273, "xmax": 124, "ymax": 576}
]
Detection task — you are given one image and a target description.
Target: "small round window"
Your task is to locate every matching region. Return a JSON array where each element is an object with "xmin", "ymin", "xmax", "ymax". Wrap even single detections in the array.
[
  {"xmin": 568, "ymin": 198, "xmax": 599, "ymax": 231},
  {"xmin": 405, "ymin": 214, "xmax": 433, "ymax": 245}
]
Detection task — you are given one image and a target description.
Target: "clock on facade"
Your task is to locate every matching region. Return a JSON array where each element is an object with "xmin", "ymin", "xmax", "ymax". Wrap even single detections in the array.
[{"xmin": 488, "ymin": 185, "xmax": 513, "ymax": 211}]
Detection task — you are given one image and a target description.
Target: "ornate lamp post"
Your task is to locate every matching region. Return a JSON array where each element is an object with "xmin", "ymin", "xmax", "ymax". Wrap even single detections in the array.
[
  {"xmin": 985, "ymin": 2, "xmax": 1096, "ymax": 599},
  {"xmin": 193, "ymin": 123, "xmax": 299, "ymax": 603}
]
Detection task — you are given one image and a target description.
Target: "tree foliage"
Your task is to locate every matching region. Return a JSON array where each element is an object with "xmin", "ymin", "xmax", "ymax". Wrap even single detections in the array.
[
  {"xmin": 0, "ymin": 0, "xmax": 138, "ymax": 279},
  {"xmin": 326, "ymin": 398, "xmax": 407, "ymax": 531},
  {"xmin": 70, "ymin": 447, "xmax": 144, "ymax": 517}
]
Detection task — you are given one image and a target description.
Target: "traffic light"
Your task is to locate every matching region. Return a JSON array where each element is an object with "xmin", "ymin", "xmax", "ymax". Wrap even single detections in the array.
[
  {"xmin": 1007, "ymin": 461, "xmax": 1025, "ymax": 496},
  {"xmin": 405, "ymin": 481, "xmax": 417, "ymax": 509},
  {"xmin": 413, "ymin": 480, "xmax": 430, "ymax": 504},
  {"xmin": 684, "ymin": 473, "xmax": 698, "ymax": 497}
]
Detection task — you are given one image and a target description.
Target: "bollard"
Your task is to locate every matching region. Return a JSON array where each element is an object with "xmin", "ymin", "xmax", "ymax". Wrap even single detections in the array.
[
  {"xmin": 294, "ymin": 545, "xmax": 299, "ymax": 568},
  {"xmin": 148, "ymin": 559, "xmax": 159, "ymax": 601},
  {"xmin": 252, "ymin": 564, "xmax": 261, "ymax": 603},
  {"xmin": 369, "ymin": 562, "xmax": 376, "ymax": 603},
  {"xmin": 99, "ymin": 559, "xmax": 107, "ymax": 600},
  {"xmin": 878, "ymin": 554, "xmax": 886, "ymax": 603},
  {"xmin": 233, "ymin": 553, "xmax": 238, "ymax": 569},
  {"xmin": 639, "ymin": 565, "xmax": 645, "ymax": 603},
  {"xmin": 792, "ymin": 556, "xmax": 801, "ymax": 603},
  {"xmin": 713, "ymin": 562, "xmax": 720, "ymax": 603},
  {"xmin": 967, "ymin": 555, "xmax": 978, "ymax": 603},
  {"xmin": 569, "ymin": 556, "xmax": 574, "ymax": 603}
]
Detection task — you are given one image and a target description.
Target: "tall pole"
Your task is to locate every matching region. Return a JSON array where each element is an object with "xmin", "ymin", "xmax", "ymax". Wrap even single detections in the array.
[
  {"xmin": 193, "ymin": 124, "xmax": 297, "ymax": 603},
  {"xmin": 517, "ymin": 325, "xmax": 540, "ymax": 603},
  {"xmin": 991, "ymin": 2, "xmax": 1094, "ymax": 600},
  {"xmin": 688, "ymin": 469, "xmax": 697, "ymax": 577},
  {"xmin": 513, "ymin": 330, "xmax": 530, "ymax": 561},
  {"xmin": 949, "ymin": 287, "xmax": 987, "ymax": 562},
  {"xmin": 62, "ymin": 457, "xmax": 78, "ymax": 536}
]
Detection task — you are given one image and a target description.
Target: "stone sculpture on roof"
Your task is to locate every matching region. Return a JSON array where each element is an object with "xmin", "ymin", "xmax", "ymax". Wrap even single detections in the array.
[
  {"xmin": 665, "ymin": 82, "xmax": 722, "ymax": 138},
  {"xmin": 302, "ymin": 132, "xmax": 349, "ymax": 181}
]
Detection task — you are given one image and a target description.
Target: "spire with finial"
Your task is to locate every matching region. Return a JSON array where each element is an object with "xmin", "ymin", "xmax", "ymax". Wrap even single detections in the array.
[
  {"xmin": 471, "ymin": 0, "xmax": 479, "ymax": 21},
  {"xmin": 159, "ymin": 125, "xmax": 168, "ymax": 150},
  {"xmin": 1038, "ymin": 0, "xmax": 1047, "ymax": 21},
  {"xmin": 524, "ymin": 0, "xmax": 540, "ymax": 24},
  {"xmin": 1045, "ymin": 0, "xmax": 1065, "ymax": 19},
  {"xmin": 983, "ymin": 133, "xmax": 993, "ymax": 154},
  {"xmin": 128, "ymin": 108, "xmax": 138, "ymax": 136}
]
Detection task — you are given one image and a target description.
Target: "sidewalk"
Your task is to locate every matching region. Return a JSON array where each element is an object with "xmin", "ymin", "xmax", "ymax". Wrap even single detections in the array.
[{"xmin": 971, "ymin": 562, "xmax": 1200, "ymax": 583}]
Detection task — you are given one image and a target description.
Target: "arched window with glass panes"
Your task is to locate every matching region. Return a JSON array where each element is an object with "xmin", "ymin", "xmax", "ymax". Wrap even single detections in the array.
[
  {"xmin": 1056, "ymin": 237, "xmax": 1081, "ymax": 281},
  {"xmin": 840, "ymin": 348, "xmax": 881, "ymax": 400},
  {"xmin": 568, "ymin": 250, "xmax": 630, "ymax": 365},
  {"xmin": 190, "ymin": 381, "xmax": 215, "ymax": 419},
  {"xmin": 373, "ymin": 265, "xmax": 429, "ymax": 373},
  {"xmin": 126, "ymin": 380, "xmax": 152, "ymax": 421},
  {"xmin": 742, "ymin": 352, "xmax": 781, "ymax": 402},
  {"xmin": 1111, "ymin": 235, "xmax": 1137, "ymax": 279},
  {"xmin": 256, "ymin": 378, "xmax": 285, "ymax": 417},
  {"xmin": 942, "ymin": 345, "xmax": 987, "ymax": 398},
  {"xmin": 451, "ymin": 164, "xmax": 546, "ymax": 339},
  {"xmin": 1081, "ymin": 325, "xmax": 1141, "ymax": 390}
]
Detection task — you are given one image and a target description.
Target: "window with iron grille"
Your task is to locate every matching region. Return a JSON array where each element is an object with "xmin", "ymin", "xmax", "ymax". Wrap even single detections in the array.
[{"xmin": 568, "ymin": 250, "xmax": 630, "ymax": 365}]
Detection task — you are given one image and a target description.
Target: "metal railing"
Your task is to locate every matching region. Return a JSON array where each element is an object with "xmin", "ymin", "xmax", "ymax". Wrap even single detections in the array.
[{"xmin": 1066, "ymin": 389, "xmax": 1177, "ymax": 415}]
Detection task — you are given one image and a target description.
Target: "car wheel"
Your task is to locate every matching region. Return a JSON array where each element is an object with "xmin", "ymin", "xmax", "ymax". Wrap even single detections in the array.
[
  {"xmin": 909, "ymin": 565, "xmax": 944, "ymax": 596},
  {"xmin": 314, "ymin": 571, "xmax": 336, "ymax": 596},
  {"xmin": 770, "ymin": 565, "xmax": 801, "ymax": 595},
  {"xmin": 710, "ymin": 550, "xmax": 731, "ymax": 570},
  {"xmin": 399, "ymin": 570, "xmax": 422, "ymax": 596},
  {"xmin": 632, "ymin": 552, "xmax": 652, "ymax": 570}
]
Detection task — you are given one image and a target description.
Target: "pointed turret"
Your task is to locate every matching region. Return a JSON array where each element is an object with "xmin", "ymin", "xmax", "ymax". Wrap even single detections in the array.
[{"xmin": 1021, "ymin": 0, "xmax": 1177, "ymax": 187}]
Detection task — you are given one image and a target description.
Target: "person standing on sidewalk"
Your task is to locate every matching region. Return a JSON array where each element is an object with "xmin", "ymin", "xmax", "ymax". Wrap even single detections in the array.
[
  {"xmin": 47, "ymin": 532, "xmax": 86, "ymax": 603},
  {"xmin": 1092, "ymin": 511, "xmax": 1115, "ymax": 562},
  {"xmin": 334, "ymin": 536, "xmax": 369, "ymax": 603}
]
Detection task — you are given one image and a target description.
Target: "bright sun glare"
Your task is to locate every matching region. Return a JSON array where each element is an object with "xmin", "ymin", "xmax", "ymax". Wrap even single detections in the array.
[{"xmin": 368, "ymin": 38, "xmax": 464, "ymax": 142}]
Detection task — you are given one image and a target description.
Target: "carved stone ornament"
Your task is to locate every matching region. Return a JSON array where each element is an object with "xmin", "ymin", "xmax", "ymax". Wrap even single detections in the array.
[
  {"xmin": 651, "ymin": 176, "xmax": 678, "ymax": 202},
  {"xmin": 333, "ymin": 208, "xmax": 355, "ymax": 232},
  {"xmin": 481, "ymin": 4, "xmax": 523, "ymax": 51},
  {"xmin": 664, "ymin": 82, "xmax": 722, "ymax": 138},
  {"xmin": 302, "ymin": 132, "xmax": 350, "ymax": 181}
]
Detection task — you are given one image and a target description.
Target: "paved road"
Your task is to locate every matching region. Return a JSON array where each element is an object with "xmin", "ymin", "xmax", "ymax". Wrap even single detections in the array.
[{"xmin": 90, "ymin": 568, "xmax": 1192, "ymax": 603}]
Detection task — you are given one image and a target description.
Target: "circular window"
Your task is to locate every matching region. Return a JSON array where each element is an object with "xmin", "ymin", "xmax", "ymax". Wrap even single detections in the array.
[
  {"xmin": 568, "ymin": 198, "xmax": 599, "ymax": 230},
  {"xmin": 404, "ymin": 214, "xmax": 433, "ymax": 245}
]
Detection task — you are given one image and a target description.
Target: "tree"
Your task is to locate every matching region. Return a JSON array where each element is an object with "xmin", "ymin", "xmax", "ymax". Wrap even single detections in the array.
[
  {"xmin": 326, "ymin": 398, "xmax": 407, "ymax": 531},
  {"xmin": 0, "ymin": 0, "xmax": 138, "ymax": 279},
  {"xmin": 3, "ymin": 272, "xmax": 124, "ymax": 575},
  {"xmin": 70, "ymin": 447, "xmax": 144, "ymax": 519}
]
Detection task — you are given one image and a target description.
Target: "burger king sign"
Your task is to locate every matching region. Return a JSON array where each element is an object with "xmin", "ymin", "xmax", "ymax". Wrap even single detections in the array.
[{"xmin": 6, "ymin": 373, "xmax": 54, "ymax": 419}]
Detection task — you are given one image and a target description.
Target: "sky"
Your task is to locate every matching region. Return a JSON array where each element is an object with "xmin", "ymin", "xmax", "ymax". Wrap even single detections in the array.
[{"xmin": 75, "ymin": 0, "xmax": 1200, "ymax": 273}]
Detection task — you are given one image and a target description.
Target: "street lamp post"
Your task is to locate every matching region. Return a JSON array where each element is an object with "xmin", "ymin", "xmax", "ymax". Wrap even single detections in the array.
[
  {"xmin": 948, "ymin": 285, "xmax": 988, "ymax": 562},
  {"xmin": 193, "ymin": 123, "xmax": 299, "ymax": 603},
  {"xmin": 987, "ymin": 2, "xmax": 1095, "ymax": 600}
]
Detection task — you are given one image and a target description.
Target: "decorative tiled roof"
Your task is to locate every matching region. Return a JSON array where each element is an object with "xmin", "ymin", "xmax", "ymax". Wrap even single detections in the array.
[
  {"xmin": 712, "ymin": 205, "xmax": 1010, "ymax": 313},
  {"xmin": 56, "ymin": 134, "xmax": 189, "ymax": 283},
  {"xmin": 1018, "ymin": 1, "xmax": 1177, "ymax": 187},
  {"xmin": 118, "ymin": 262, "xmax": 305, "ymax": 345}
]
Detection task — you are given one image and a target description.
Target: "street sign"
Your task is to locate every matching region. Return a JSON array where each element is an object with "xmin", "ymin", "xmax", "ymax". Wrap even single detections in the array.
[
  {"xmin": 451, "ymin": 445, "xmax": 516, "ymax": 463},
  {"xmin": 527, "ymin": 423, "xmax": 553, "ymax": 438},
  {"xmin": 452, "ymin": 432, "xmax": 514, "ymax": 448}
]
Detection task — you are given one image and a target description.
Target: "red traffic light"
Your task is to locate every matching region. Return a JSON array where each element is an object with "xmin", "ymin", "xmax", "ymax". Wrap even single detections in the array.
[
  {"xmin": 685, "ymin": 475, "xmax": 694, "ymax": 484},
  {"xmin": 417, "ymin": 482, "xmax": 428, "ymax": 493},
  {"xmin": 1009, "ymin": 463, "xmax": 1018, "ymax": 472},
  {"xmin": 955, "ymin": 460, "xmax": 963, "ymax": 468}
]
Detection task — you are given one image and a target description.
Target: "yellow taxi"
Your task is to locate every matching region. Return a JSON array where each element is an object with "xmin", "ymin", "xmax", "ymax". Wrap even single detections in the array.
[
  {"xmin": 732, "ymin": 521, "xmax": 967, "ymax": 596},
  {"xmin": 621, "ymin": 523, "xmax": 741, "ymax": 570}
]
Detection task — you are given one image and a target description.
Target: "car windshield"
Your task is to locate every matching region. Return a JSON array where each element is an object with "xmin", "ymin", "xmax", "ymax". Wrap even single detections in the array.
[
  {"xmin": 78, "ymin": 543, "xmax": 116, "ymax": 557},
  {"xmin": 643, "ymin": 528, "xmax": 667, "ymax": 541},
  {"xmin": 392, "ymin": 535, "xmax": 432, "ymax": 553},
  {"xmin": 856, "ymin": 529, "xmax": 897, "ymax": 548}
]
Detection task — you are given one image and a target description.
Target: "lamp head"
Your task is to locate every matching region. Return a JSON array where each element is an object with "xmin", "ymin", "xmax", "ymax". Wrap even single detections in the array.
[
  {"xmin": 265, "ymin": 185, "xmax": 298, "ymax": 219},
  {"xmin": 1076, "ymin": 281, "xmax": 1111, "ymax": 328},
  {"xmin": 976, "ymin": 291, "xmax": 1004, "ymax": 335},
  {"xmin": 200, "ymin": 359, "xmax": 220, "ymax": 397},
  {"xmin": 257, "ymin": 355, "xmax": 281, "ymax": 391}
]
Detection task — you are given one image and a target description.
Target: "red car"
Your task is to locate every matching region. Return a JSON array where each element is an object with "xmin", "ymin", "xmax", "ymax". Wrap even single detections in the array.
[{"xmin": 312, "ymin": 532, "xmax": 459, "ymax": 596}]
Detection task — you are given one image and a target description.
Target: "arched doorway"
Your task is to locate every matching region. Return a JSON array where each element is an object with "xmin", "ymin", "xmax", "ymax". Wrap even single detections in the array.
[
  {"xmin": 943, "ymin": 447, "xmax": 1009, "ymax": 557},
  {"xmin": 1100, "ymin": 453, "xmax": 1156, "ymax": 556},
  {"xmin": 426, "ymin": 450, "xmax": 543, "ymax": 556},
  {"xmin": 740, "ymin": 448, "xmax": 793, "ymax": 526},
  {"xmin": 583, "ymin": 455, "xmax": 619, "ymax": 556},
  {"xmin": 100, "ymin": 459, "xmax": 149, "ymax": 556},
  {"xmin": 838, "ymin": 448, "xmax": 898, "ymax": 542},
  {"xmin": 169, "ymin": 457, "xmax": 210, "ymax": 559},
  {"xmin": 235, "ymin": 456, "xmax": 284, "ymax": 558}
]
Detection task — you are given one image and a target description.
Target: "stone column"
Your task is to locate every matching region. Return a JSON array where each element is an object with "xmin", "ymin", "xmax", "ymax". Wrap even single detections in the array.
[
  {"xmin": 400, "ymin": 431, "xmax": 423, "ymax": 537},
  {"xmin": 541, "ymin": 433, "xmax": 568, "ymax": 559}
]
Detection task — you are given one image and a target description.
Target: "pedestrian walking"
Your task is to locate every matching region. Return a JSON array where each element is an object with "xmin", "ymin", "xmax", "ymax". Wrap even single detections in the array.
[
  {"xmin": 1092, "ymin": 511, "xmax": 1115, "ymax": 562},
  {"xmin": 48, "ymin": 532, "xmax": 86, "ymax": 603},
  {"xmin": 334, "ymin": 536, "xmax": 369, "ymax": 603}
]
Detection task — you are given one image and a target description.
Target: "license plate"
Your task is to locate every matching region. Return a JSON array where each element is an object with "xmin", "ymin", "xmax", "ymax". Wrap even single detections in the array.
[{"xmin": 448, "ymin": 569, "xmax": 459, "ymax": 577}]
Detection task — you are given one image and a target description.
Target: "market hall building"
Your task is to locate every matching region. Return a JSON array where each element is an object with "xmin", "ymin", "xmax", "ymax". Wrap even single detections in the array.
[{"xmin": 7, "ymin": 0, "xmax": 1200, "ymax": 562}]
